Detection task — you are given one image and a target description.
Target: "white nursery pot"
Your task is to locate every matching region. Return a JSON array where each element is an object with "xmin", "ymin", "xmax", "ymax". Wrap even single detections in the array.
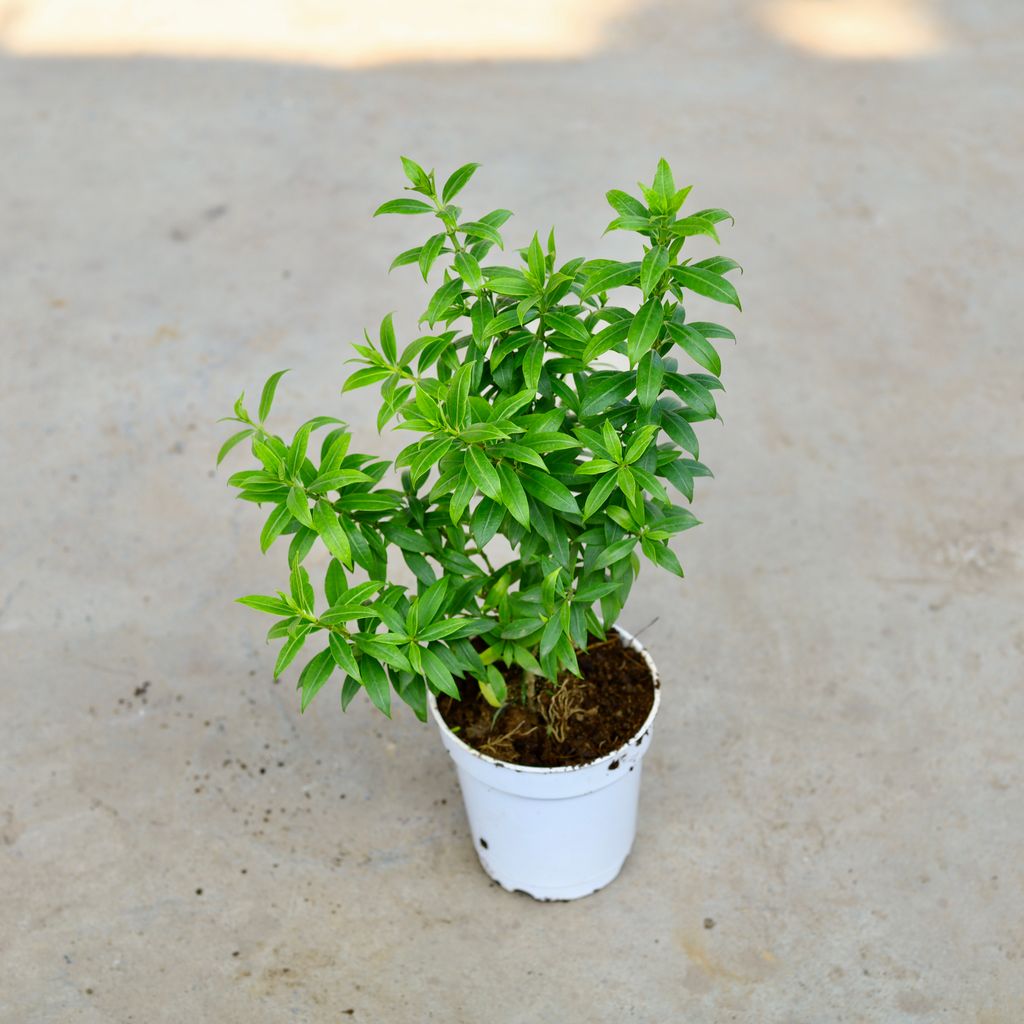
[{"xmin": 428, "ymin": 627, "xmax": 661, "ymax": 901}]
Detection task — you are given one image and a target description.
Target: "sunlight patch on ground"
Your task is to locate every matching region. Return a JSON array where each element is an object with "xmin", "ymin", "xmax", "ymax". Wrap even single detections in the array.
[
  {"xmin": 758, "ymin": 0, "xmax": 950, "ymax": 59},
  {"xmin": 0, "ymin": 0, "xmax": 632, "ymax": 64}
]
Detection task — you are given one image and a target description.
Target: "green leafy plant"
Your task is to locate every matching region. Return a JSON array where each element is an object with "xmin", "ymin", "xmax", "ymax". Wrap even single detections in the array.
[{"xmin": 219, "ymin": 157, "xmax": 741, "ymax": 721}]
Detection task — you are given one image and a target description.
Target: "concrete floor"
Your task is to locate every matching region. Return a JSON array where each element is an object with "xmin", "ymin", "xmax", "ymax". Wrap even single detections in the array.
[{"xmin": 2, "ymin": 1, "xmax": 1023, "ymax": 1020}]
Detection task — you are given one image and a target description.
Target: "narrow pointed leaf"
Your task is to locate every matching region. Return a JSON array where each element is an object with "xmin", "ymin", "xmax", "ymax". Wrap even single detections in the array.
[
  {"xmin": 260, "ymin": 502, "xmax": 293, "ymax": 553},
  {"xmin": 665, "ymin": 321, "xmax": 722, "ymax": 376},
  {"xmin": 298, "ymin": 649, "xmax": 335, "ymax": 712},
  {"xmin": 466, "ymin": 447, "xmax": 501, "ymax": 500},
  {"xmin": 312, "ymin": 500, "xmax": 352, "ymax": 566},
  {"xmin": 670, "ymin": 266, "xmax": 742, "ymax": 310},
  {"xmin": 519, "ymin": 466, "xmax": 580, "ymax": 514},
  {"xmin": 497, "ymin": 463, "xmax": 530, "ymax": 528},
  {"xmin": 626, "ymin": 298, "xmax": 665, "ymax": 365},
  {"xmin": 581, "ymin": 261, "xmax": 640, "ymax": 300},
  {"xmin": 374, "ymin": 198, "xmax": 433, "ymax": 216},
  {"xmin": 640, "ymin": 246, "xmax": 669, "ymax": 298},
  {"xmin": 637, "ymin": 350, "xmax": 665, "ymax": 409},
  {"xmin": 359, "ymin": 658, "xmax": 392, "ymax": 717},
  {"xmin": 442, "ymin": 162, "xmax": 481, "ymax": 204},
  {"xmin": 275, "ymin": 624, "xmax": 312, "ymax": 678},
  {"xmin": 258, "ymin": 370, "xmax": 289, "ymax": 423}
]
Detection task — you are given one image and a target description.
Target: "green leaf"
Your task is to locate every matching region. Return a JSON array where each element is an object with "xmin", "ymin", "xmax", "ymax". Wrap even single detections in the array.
[
  {"xmin": 519, "ymin": 466, "xmax": 580, "ymax": 514},
  {"xmin": 379, "ymin": 313, "xmax": 398, "ymax": 364},
  {"xmin": 657, "ymin": 506, "xmax": 702, "ymax": 533},
  {"xmin": 341, "ymin": 676, "xmax": 361, "ymax": 711},
  {"xmin": 645, "ymin": 539, "xmax": 685, "ymax": 577},
  {"xmin": 287, "ymin": 486, "xmax": 313, "ymax": 528},
  {"xmin": 582, "ymin": 319, "xmax": 630, "ymax": 364},
  {"xmin": 687, "ymin": 320, "xmax": 736, "ymax": 342},
  {"xmin": 485, "ymin": 272, "xmax": 533, "ymax": 298},
  {"xmin": 343, "ymin": 366, "xmax": 393, "ymax": 392},
  {"xmin": 521, "ymin": 431, "xmax": 581, "ymax": 454},
  {"xmin": 670, "ymin": 216, "xmax": 720, "ymax": 243},
  {"xmin": 631, "ymin": 465, "xmax": 670, "ymax": 503},
  {"xmin": 523, "ymin": 341, "xmax": 543, "ymax": 391},
  {"xmin": 526, "ymin": 233, "xmax": 546, "ymax": 283},
  {"xmin": 381, "ymin": 523, "xmax": 433, "ymax": 553},
  {"xmin": 660, "ymin": 410, "xmax": 700, "ymax": 458},
  {"xmin": 575, "ymin": 458, "xmax": 617, "ymax": 476},
  {"xmin": 652, "ymin": 158, "xmax": 675, "ymax": 210},
  {"xmin": 580, "ymin": 372, "xmax": 634, "ymax": 417},
  {"xmin": 275, "ymin": 624, "xmax": 312, "ymax": 678},
  {"xmin": 259, "ymin": 502, "xmax": 293, "ymax": 553},
  {"xmin": 446, "ymin": 362, "xmax": 473, "ymax": 429},
  {"xmin": 324, "ymin": 559, "xmax": 347, "ymax": 605},
  {"xmin": 581, "ymin": 261, "xmax": 640, "ymax": 300},
  {"xmin": 418, "ymin": 232, "xmax": 447, "ymax": 281},
  {"xmin": 288, "ymin": 527, "xmax": 316, "ymax": 568},
  {"xmin": 601, "ymin": 419, "xmax": 622, "ymax": 459},
  {"xmin": 616, "ymin": 465, "xmax": 638, "ymax": 504},
  {"xmin": 664, "ymin": 373, "xmax": 717, "ymax": 418},
  {"xmin": 460, "ymin": 423, "xmax": 512, "ymax": 443},
  {"xmin": 237, "ymin": 595, "xmax": 294, "ymax": 616},
  {"xmin": 298, "ymin": 649, "xmax": 335, "ymax": 712},
  {"xmin": 390, "ymin": 246, "xmax": 422, "ymax": 271},
  {"xmin": 692, "ymin": 207, "xmax": 735, "ymax": 225},
  {"xmin": 466, "ymin": 447, "xmax": 502, "ymax": 500},
  {"xmin": 400, "ymin": 155, "xmax": 431, "ymax": 190},
  {"xmin": 693, "ymin": 256, "xmax": 742, "ymax": 276},
  {"xmin": 420, "ymin": 647, "xmax": 459, "ymax": 699},
  {"xmin": 424, "ymin": 277, "xmax": 464, "ymax": 326},
  {"xmin": 670, "ymin": 266, "xmax": 742, "ymax": 310},
  {"xmin": 337, "ymin": 492, "xmax": 404, "ymax": 512},
  {"xmin": 409, "ymin": 437, "xmax": 453, "ymax": 482},
  {"xmin": 355, "ymin": 637, "xmax": 412, "ymax": 673},
  {"xmin": 374, "ymin": 197, "xmax": 433, "ymax": 216},
  {"xmin": 442, "ymin": 162, "xmax": 481, "ymax": 204},
  {"xmin": 606, "ymin": 189, "xmax": 648, "ymax": 217},
  {"xmin": 640, "ymin": 246, "xmax": 669, "ymax": 299},
  {"xmin": 604, "ymin": 214, "xmax": 653, "ymax": 234},
  {"xmin": 416, "ymin": 577, "xmax": 450, "ymax": 627},
  {"xmin": 544, "ymin": 310, "xmax": 590, "ymax": 344},
  {"xmin": 471, "ymin": 497, "xmax": 505, "ymax": 547},
  {"xmin": 583, "ymin": 470, "xmax": 619, "ymax": 520},
  {"xmin": 216, "ymin": 428, "xmax": 254, "ymax": 466},
  {"xmin": 311, "ymin": 500, "xmax": 352, "ymax": 566},
  {"xmin": 454, "ymin": 251, "xmax": 484, "ymax": 291},
  {"xmin": 497, "ymin": 463, "xmax": 530, "ymax": 528},
  {"xmin": 665, "ymin": 321, "xmax": 722, "ymax": 376},
  {"xmin": 359, "ymin": 658, "xmax": 392, "ymax": 717},
  {"xmin": 594, "ymin": 537, "xmax": 638, "ymax": 570},
  {"xmin": 491, "ymin": 442, "xmax": 546, "ymax": 469},
  {"xmin": 460, "ymin": 220, "xmax": 504, "ymax": 248},
  {"xmin": 308, "ymin": 469, "xmax": 370, "ymax": 492},
  {"xmin": 626, "ymin": 297, "xmax": 666, "ymax": 365},
  {"xmin": 539, "ymin": 613, "xmax": 563, "ymax": 658},
  {"xmin": 481, "ymin": 666, "xmax": 507, "ymax": 706},
  {"xmin": 289, "ymin": 563, "xmax": 315, "ymax": 613},
  {"xmin": 328, "ymin": 633, "xmax": 361, "ymax": 680},
  {"xmin": 258, "ymin": 370, "xmax": 289, "ymax": 423},
  {"xmin": 450, "ymin": 470, "xmax": 475, "ymax": 523},
  {"xmin": 637, "ymin": 350, "xmax": 665, "ymax": 409},
  {"xmin": 624, "ymin": 424, "xmax": 658, "ymax": 463}
]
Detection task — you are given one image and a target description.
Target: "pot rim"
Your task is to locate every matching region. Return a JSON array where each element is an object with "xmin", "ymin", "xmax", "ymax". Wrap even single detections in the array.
[{"xmin": 427, "ymin": 624, "xmax": 661, "ymax": 775}]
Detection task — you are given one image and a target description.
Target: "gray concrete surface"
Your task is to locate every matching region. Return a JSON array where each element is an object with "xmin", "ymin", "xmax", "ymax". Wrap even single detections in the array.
[{"xmin": 2, "ymin": 1, "xmax": 1023, "ymax": 1020}]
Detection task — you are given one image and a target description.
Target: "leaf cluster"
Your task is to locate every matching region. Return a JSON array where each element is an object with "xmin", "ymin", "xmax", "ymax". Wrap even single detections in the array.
[{"xmin": 219, "ymin": 157, "xmax": 741, "ymax": 718}]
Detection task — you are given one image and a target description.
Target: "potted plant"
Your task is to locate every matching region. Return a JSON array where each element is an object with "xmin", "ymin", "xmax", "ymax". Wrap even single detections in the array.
[{"xmin": 218, "ymin": 157, "xmax": 741, "ymax": 900}]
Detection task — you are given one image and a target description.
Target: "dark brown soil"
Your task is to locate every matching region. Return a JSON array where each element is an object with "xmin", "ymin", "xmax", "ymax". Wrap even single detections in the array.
[{"xmin": 437, "ymin": 632, "xmax": 657, "ymax": 768}]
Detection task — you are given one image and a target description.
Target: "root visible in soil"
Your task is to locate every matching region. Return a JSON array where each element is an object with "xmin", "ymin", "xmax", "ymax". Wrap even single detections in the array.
[{"xmin": 438, "ymin": 631, "xmax": 656, "ymax": 768}]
